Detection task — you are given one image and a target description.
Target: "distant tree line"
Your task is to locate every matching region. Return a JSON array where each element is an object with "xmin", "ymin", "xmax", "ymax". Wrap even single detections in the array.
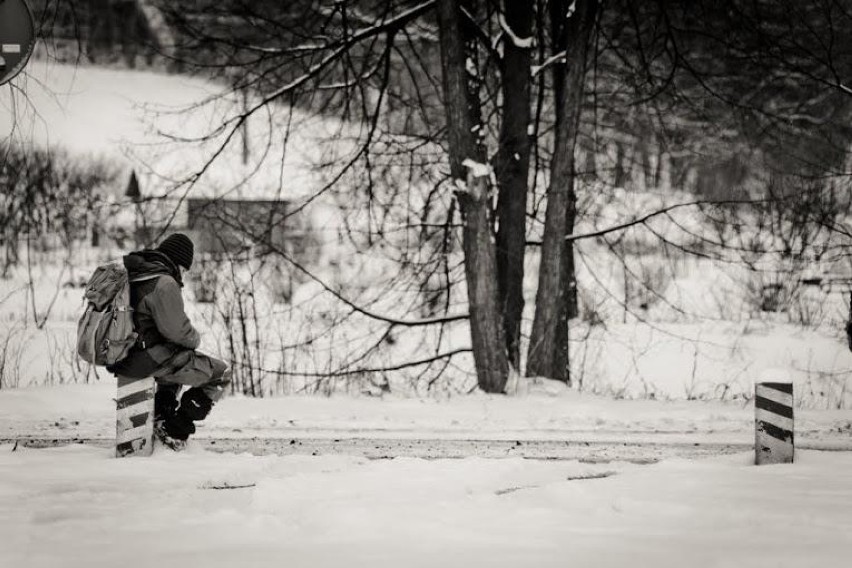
[{"xmin": 0, "ymin": 143, "xmax": 116, "ymax": 277}]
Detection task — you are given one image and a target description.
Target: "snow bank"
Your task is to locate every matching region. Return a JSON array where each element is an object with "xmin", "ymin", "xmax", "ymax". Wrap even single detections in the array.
[{"xmin": 2, "ymin": 380, "xmax": 851, "ymax": 447}]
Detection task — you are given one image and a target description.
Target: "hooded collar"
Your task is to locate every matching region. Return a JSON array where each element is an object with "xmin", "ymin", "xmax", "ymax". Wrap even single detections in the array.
[{"xmin": 123, "ymin": 249, "xmax": 184, "ymax": 287}]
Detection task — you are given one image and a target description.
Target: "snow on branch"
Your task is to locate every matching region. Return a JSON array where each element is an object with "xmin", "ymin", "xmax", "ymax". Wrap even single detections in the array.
[
  {"xmin": 462, "ymin": 158, "xmax": 493, "ymax": 178},
  {"xmin": 498, "ymin": 14, "xmax": 533, "ymax": 49},
  {"xmin": 566, "ymin": 0, "xmax": 577, "ymax": 18},
  {"xmin": 531, "ymin": 51, "xmax": 566, "ymax": 77}
]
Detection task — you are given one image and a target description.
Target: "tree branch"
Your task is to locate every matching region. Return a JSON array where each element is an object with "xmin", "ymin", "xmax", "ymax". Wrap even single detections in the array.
[
  {"xmin": 238, "ymin": 347, "xmax": 473, "ymax": 378},
  {"xmin": 526, "ymin": 199, "xmax": 768, "ymax": 245}
]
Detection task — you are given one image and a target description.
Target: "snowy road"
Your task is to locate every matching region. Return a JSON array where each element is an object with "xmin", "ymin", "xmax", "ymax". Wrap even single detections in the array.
[
  {"xmin": 2, "ymin": 380, "xmax": 851, "ymax": 461},
  {"xmin": 2, "ymin": 384, "xmax": 852, "ymax": 567},
  {"xmin": 3, "ymin": 435, "xmax": 754, "ymax": 462}
]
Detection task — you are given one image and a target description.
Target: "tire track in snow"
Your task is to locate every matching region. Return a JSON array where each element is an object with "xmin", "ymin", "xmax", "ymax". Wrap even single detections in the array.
[{"xmin": 2, "ymin": 436, "xmax": 754, "ymax": 462}]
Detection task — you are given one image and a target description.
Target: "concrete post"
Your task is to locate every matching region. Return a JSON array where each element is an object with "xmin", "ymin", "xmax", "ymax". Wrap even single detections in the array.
[
  {"xmin": 755, "ymin": 382, "xmax": 794, "ymax": 465},
  {"xmin": 116, "ymin": 375, "xmax": 155, "ymax": 457}
]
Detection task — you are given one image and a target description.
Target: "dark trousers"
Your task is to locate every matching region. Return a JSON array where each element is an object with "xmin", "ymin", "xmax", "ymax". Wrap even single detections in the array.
[
  {"xmin": 154, "ymin": 349, "xmax": 231, "ymax": 402},
  {"xmin": 153, "ymin": 350, "xmax": 231, "ymax": 430}
]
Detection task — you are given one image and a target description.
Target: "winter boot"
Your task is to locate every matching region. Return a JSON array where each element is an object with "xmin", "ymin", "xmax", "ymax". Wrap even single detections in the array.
[
  {"xmin": 154, "ymin": 383, "xmax": 180, "ymax": 423},
  {"xmin": 155, "ymin": 404, "xmax": 197, "ymax": 451},
  {"xmin": 154, "ymin": 419, "xmax": 188, "ymax": 452},
  {"xmin": 155, "ymin": 388, "xmax": 214, "ymax": 451}
]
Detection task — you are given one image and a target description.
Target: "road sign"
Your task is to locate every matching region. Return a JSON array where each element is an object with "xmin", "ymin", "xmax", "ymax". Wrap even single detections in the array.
[{"xmin": 0, "ymin": 0, "xmax": 35, "ymax": 85}]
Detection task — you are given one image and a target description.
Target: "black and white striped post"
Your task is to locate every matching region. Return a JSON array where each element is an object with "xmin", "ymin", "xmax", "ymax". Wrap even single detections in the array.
[
  {"xmin": 754, "ymin": 382, "xmax": 794, "ymax": 465},
  {"xmin": 116, "ymin": 375, "xmax": 155, "ymax": 458}
]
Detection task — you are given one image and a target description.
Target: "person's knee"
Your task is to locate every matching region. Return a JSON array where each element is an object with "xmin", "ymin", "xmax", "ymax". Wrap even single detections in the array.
[
  {"xmin": 211, "ymin": 358, "xmax": 231, "ymax": 382},
  {"xmin": 204, "ymin": 364, "xmax": 231, "ymax": 403},
  {"xmin": 219, "ymin": 365, "xmax": 232, "ymax": 388}
]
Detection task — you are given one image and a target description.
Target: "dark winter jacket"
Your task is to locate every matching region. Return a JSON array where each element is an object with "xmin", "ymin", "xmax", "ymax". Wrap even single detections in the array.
[{"xmin": 107, "ymin": 250, "xmax": 200, "ymax": 378}]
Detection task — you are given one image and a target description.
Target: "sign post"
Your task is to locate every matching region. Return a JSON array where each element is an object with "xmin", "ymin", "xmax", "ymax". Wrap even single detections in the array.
[
  {"xmin": 0, "ymin": 0, "xmax": 36, "ymax": 85},
  {"xmin": 755, "ymin": 382, "xmax": 794, "ymax": 465}
]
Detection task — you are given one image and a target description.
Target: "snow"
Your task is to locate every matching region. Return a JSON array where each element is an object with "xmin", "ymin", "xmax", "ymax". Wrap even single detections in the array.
[
  {"xmin": 2, "ymin": 379, "xmax": 851, "ymax": 450},
  {"xmin": 531, "ymin": 51, "xmax": 567, "ymax": 77},
  {"xmin": 5, "ymin": 64, "xmax": 850, "ymax": 403},
  {"xmin": 567, "ymin": 0, "xmax": 577, "ymax": 18},
  {"xmin": 1, "ymin": 60, "xmax": 852, "ymax": 567},
  {"xmin": 0, "ymin": 60, "xmax": 346, "ymax": 202},
  {"xmin": 461, "ymin": 158, "xmax": 492, "ymax": 178},
  {"xmin": 2, "ymin": 251, "xmax": 851, "ymax": 406},
  {"xmin": 465, "ymin": 56, "xmax": 478, "ymax": 78},
  {"xmin": 498, "ymin": 14, "xmax": 534, "ymax": 49},
  {"xmin": 1, "ymin": 442, "xmax": 851, "ymax": 568},
  {"xmin": 572, "ymin": 321, "xmax": 852, "ymax": 407},
  {"xmin": 1, "ymin": 376, "xmax": 851, "ymax": 567}
]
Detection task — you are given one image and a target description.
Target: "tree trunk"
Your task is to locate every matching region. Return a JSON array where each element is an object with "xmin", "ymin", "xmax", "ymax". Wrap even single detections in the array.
[
  {"xmin": 527, "ymin": 0, "xmax": 597, "ymax": 382},
  {"xmin": 436, "ymin": 0, "xmax": 509, "ymax": 393},
  {"xmin": 495, "ymin": 0, "xmax": 534, "ymax": 371}
]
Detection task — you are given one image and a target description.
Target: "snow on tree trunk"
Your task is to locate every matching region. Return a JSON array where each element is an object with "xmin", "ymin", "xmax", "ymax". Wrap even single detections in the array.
[{"xmin": 437, "ymin": 0, "xmax": 509, "ymax": 393}]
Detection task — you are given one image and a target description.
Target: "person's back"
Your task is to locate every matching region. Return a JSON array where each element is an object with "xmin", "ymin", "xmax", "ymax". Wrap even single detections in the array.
[{"xmin": 108, "ymin": 234, "xmax": 230, "ymax": 450}]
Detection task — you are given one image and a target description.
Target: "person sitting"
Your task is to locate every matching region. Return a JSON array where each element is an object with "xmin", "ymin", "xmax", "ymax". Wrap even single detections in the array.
[{"xmin": 108, "ymin": 233, "xmax": 230, "ymax": 450}]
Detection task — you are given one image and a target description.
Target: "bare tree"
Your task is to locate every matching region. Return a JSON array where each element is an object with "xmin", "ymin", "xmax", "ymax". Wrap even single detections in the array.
[
  {"xmin": 527, "ymin": 0, "xmax": 598, "ymax": 382},
  {"xmin": 436, "ymin": 0, "xmax": 509, "ymax": 392},
  {"xmin": 494, "ymin": 0, "xmax": 534, "ymax": 369}
]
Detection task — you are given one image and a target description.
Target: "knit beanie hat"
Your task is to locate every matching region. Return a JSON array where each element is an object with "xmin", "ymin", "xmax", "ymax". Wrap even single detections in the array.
[{"xmin": 156, "ymin": 233, "xmax": 194, "ymax": 270}]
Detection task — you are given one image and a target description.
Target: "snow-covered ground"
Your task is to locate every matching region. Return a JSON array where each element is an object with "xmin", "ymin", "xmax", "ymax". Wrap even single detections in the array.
[
  {"xmin": 1, "ymin": 377, "xmax": 851, "ymax": 567},
  {"xmin": 1, "ymin": 378, "xmax": 851, "ymax": 450},
  {"xmin": 1, "ymin": 442, "xmax": 851, "ymax": 568},
  {"xmin": 2, "ymin": 369, "xmax": 847, "ymax": 568},
  {"xmin": 1, "ymin": 370, "xmax": 851, "ymax": 568}
]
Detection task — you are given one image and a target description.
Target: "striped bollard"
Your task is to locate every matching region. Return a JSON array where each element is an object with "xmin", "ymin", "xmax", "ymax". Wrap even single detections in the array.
[
  {"xmin": 116, "ymin": 375, "xmax": 156, "ymax": 457},
  {"xmin": 754, "ymin": 382, "xmax": 794, "ymax": 465}
]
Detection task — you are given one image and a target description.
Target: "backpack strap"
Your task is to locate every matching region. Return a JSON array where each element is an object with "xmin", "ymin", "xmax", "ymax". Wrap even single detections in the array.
[
  {"xmin": 129, "ymin": 274, "xmax": 163, "ymax": 284},
  {"xmin": 129, "ymin": 274, "xmax": 168, "ymax": 351}
]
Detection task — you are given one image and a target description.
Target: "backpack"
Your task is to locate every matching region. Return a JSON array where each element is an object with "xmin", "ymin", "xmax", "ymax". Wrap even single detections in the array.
[{"xmin": 76, "ymin": 263, "xmax": 138, "ymax": 366}]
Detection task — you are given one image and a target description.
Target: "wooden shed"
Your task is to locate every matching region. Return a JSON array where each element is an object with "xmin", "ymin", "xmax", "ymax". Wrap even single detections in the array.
[{"xmin": 185, "ymin": 197, "xmax": 310, "ymax": 257}]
